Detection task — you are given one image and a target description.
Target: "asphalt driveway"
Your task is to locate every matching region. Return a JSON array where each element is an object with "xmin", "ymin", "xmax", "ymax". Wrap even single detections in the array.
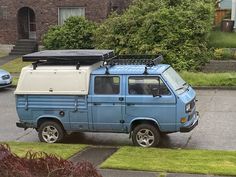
[{"xmin": 0, "ymin": 88, "xmax": 236, "ymax": 150}]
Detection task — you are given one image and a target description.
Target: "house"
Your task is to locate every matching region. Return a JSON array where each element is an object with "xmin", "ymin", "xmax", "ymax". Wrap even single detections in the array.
[
  {"xmin": 216, "ymin": 0, "xmax": 236, "ymax": 29},
  {"xmin": 0, "ymin": 0, "xmax": 131, "ymax": 45},
  {"xmin": 220, "ymin": 0, "xmax": 232, "ymax": 9}
]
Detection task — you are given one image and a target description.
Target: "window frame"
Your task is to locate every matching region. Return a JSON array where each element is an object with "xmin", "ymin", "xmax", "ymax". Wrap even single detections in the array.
[
  {"xmin": 58, "ymin": 7, "xmax": 86, "ymax": 25},
  {"xmin": 128, "ymin": 76, "xmax": 171, "ymax": 96},
  {"xmin": 0, "ymin": 6, "xmax": 7, "ymax": 20},
  {"xmin": 94, "ymin": 76, "xmax": 121, "ymax": 95}
]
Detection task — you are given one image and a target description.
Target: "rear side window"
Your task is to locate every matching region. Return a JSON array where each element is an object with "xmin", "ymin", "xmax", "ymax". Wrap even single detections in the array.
[
  {"xmin": 128, "ymin": 76, "xmax": 170, "ymax": 95},
  {"xmin": 94, "ymin": 76, "xmax": 120, "ymax": 95}
]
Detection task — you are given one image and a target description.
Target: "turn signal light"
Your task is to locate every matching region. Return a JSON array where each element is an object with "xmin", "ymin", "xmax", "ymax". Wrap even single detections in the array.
[{"xmin": 180, "ymin": 117, "xmax": 187, "ymax": 123}]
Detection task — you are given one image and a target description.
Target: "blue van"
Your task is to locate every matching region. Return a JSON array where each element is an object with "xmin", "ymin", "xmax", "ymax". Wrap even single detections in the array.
[{"xmin": 15, "ymin": 50, "xmax": 199, "ymax": 147}]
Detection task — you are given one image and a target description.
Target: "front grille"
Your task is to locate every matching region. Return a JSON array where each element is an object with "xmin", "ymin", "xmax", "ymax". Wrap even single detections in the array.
[
  {"xmin": 2, "ymin": 75, "xmax": 10, "ymax": 80},
  {"xmin": 190, "ymin": 99, "xmax": 195, "ymax": 110},
  {"xmin": 188, "ymin": 98, "xmax": 196, "ymax": 121},
  {"xmin": 188, "ymin": 113, "xmax": 194, "ymax": 121}
]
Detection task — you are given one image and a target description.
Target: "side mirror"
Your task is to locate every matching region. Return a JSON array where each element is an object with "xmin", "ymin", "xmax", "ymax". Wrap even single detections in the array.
[{"xmin": 151, "ymin": 87, "xmax": 161, "ymax": 97}]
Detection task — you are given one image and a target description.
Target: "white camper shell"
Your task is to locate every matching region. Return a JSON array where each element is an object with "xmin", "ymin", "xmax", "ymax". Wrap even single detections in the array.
[{"xmin": 14, "ymin": 50, "xmax": 114, "ymax": 95}]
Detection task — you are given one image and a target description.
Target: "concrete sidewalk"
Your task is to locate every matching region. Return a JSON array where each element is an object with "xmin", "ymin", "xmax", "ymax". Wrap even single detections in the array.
[
  {"xmin": 0, "ymin": 55, "xmax": 20, "ymax": 66},
  {"xmin": 69, "ymin": 146, "xmax": 231, "ymax": 177}
]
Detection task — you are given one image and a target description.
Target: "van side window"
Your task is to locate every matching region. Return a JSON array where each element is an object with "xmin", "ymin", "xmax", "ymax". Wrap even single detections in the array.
[
  {"xmin": 95, "ymin": 76, "xmax": 120, "ymax": 95},
  {"xmin": 128, "ymin": 76, "xmax": 170, "ymax": 95}
]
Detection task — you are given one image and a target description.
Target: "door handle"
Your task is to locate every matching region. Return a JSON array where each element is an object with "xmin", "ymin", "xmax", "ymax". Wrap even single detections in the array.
[
  {"xmin": 127, "ymin": 103, "xmax": 135, "ymax": 106},
  {"xmin": 94, "ymin": 103, "xmax": 101, "ymax": 106},
  {"xmin": 119, "ymin": 97, "xmax": 124, "ymax": 101}
]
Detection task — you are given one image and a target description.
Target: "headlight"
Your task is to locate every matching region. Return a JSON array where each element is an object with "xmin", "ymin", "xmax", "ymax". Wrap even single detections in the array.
[
  {"xmin": 186, "ymin": 103, "xmax": 191, "ymax": 113},
  {"xmin": 2, "ymin": 75, "xmax": 10, "ymax": 80}
]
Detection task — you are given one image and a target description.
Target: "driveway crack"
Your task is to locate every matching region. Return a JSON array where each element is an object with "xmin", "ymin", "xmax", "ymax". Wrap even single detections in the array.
[{"xmin": 15, "ymin": 129, "xmax": 34, "ymax": 141}]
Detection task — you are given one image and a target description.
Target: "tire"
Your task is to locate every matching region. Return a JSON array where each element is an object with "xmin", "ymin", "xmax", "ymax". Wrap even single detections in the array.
[
  {"xmin": 132, "ymin": 124, "xmax": 161, "ymax": 147},
  {"xmin": 38, "ymin": 121, "xmax": 65, "ymax": 143}
]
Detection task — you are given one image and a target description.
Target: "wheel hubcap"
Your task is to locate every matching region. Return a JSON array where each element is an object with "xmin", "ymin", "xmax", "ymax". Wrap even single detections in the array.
[
  {"xmin": 136, "ymin": 129, "xmax": 155, "ymax": 147},
  {"xmin": 42, "ymin": 126, "xmax": 59, "ymax": 143}
]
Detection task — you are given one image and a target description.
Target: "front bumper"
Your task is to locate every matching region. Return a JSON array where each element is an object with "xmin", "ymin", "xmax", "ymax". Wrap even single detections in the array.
[
  {"xmin": 0, "ymin": 81, "xmax": 12, "ymax": 88},
  {"xmin": 180, "ymin": 112, "xmax": 199, "ymax": 133}
]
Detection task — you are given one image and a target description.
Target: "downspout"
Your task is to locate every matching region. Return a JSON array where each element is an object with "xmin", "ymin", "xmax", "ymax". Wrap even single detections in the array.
[{"xmin": 232, "ymin": 0, "xmax": 236, "ymax": 29}]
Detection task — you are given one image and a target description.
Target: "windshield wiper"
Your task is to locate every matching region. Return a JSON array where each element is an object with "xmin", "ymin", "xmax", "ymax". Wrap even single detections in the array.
[
  {"xmin": 175, "ymin": 82, "xmax": 188, "ymax": 92},
  {"xmin": 175, "ymin": 86, "xmax": 185, "ymax": 92}
]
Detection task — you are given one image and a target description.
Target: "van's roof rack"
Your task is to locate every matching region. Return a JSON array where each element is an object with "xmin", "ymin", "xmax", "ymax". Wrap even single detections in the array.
[
  {"xmin": 105, "ymin": 54, "xmax": 163, "ymax": 67},
  {"xmin": 23, "ymin": 50, "xmax": 163, "ymax": 70},
  {"xmin": 23, "ymin": 50, "xmax": 114, "ymax": 69}
]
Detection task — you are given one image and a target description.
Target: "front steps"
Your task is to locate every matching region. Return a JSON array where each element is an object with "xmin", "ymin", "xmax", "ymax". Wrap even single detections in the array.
[{"xmin": 9, "ymin": 39, "xmax": 38, "ymax": 55}]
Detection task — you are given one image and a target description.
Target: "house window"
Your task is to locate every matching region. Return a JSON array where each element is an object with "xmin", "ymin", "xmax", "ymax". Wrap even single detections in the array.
[
  {"xmin": 58, "ymin": 7, "xmax": 85, "ymax": 25},
  {"xmin": 0, "ymin": 6, "xmax": 7, "ymax": 20}
]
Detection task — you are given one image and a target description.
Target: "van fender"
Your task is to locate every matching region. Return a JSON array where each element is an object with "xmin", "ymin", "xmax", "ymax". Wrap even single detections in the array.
[
  {"xmin": 129, "ymin": 117, "xmax": 161, "ymax": 132},
  {"xmin": 36, "ymin": 115, "xmax": 64, "ymax": 129}
]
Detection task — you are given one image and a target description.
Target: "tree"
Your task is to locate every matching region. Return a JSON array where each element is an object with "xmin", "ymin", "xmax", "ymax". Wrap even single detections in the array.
[
  {"xmin": 43, "ymin": 16, "xmax": 96, "ymax": 50},
  {"xmin": 95, "ymin": 0, "xmax": 215, "ymax": 70}
]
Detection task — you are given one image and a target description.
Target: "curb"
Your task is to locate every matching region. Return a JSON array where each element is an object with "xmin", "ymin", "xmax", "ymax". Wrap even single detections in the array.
[{"xmin": 193, "ymin": 86, "xmax": 236, "ymax": 90}]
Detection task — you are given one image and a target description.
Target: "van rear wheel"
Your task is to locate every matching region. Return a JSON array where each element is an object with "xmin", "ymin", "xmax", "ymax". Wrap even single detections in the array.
[
  {"xmin": 38, "ymin": 121, "xmax": 64, "ymax": 143},
  {"xmin": 132, "ymin": 124, "xmax": 160, "ymax": 147}
]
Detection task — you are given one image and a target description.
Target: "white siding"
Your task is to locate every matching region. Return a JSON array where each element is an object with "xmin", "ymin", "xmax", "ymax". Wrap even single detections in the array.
[{"xmin": 220, "ymin": 0, "xmax": 232, "ymax": 9}]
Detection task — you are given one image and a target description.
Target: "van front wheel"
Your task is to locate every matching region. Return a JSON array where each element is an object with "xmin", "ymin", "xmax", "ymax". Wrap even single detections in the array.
[
  {"xmin": 38, "ymin": 121, "xmax": 64, "ymax": 143},
  {"xmin": 132, "ymin": 124, "xmax": 160, "ymax": 147}
]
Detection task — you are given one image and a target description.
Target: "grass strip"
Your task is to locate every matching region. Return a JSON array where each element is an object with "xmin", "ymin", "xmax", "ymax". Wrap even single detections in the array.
[
  {"xmin": 2, "ymin": 141, "xmax": 87, "ymax": 159},
  {"xmin": 209, "ymin": 31, "xmax": 236, "ymax": 48},
  {"xmin": 12, "ymin": 77, "xmax": 19, "ymax": 86},
  {"xmin": 101, "ymin": 147, "xmax": 236, "ymax": 176},
  {"xmin": 180, "ymin": 72, "xmax": 236, "ymax": 87},
  {"xmin": 0, "ymin": 57, "xmax": 30, "ymax": 73},
  {"xmin": 0, "ymin": 52, "xmax": 7, "ymax": 58}
]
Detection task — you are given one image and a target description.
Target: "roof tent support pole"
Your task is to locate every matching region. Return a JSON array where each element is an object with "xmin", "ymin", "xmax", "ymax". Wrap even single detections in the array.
[
  {"xmin": 143, "ymin": 66, "xmax": 148, "ymax": 75},
  {"xmin": 76, "ymin": 62, "xmax": 80, "ymax": 70},
  {"xmin": 105, "ymin": 66, "xmax": 110, "ymax": 75}
]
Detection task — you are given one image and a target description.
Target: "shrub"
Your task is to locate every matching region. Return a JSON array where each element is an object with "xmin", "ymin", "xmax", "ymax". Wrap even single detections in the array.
[
  {"xmin": 43, "ymin": 16, "xmax": 97, "ymax": 50},
  {"xmin": 95, "ymin": 0, "xmax": 214, "ymax": 70},
  {"xmin": 214, "ymin": 48, "xmax": 236, "ymax": 60},
  {"xmin": 0, "ymin": 144, "xmax": 102, "ymax": 177}
]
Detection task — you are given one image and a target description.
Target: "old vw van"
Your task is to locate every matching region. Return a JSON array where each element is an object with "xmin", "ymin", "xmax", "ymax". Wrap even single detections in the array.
[{"xmin": 15, "ymin": 50, "xmax": 199, "ymax": 147}]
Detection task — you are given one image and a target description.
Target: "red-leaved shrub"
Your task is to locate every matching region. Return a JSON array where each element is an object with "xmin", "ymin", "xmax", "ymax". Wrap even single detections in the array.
[{"xmin": 0, "ymin": 144, "xmax": 102, "ymax": 177}]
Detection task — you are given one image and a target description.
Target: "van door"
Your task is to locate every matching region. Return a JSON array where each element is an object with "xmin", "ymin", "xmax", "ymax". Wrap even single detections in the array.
[
  {"xmin": 91, "ymin": 75, "xmax": 125, "ymax": 132},
  {"xmin": 69, "ymin": 96, "xmax": 89, "ymax": 131},
  {"xmin": 125, "ymin": 76, "xmax": 176, "ymax": 132}
]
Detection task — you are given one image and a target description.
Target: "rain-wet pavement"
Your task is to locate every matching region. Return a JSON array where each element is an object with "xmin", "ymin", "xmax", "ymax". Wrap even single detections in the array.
[{"xmin": 1, "ymin": 88, "xmax": 236, "ymax": 151}]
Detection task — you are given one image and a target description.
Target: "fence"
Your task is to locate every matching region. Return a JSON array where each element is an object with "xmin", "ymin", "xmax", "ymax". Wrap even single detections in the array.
[{"xmin": 214, "ymin": 9, "xmax": 231, "ymax": 26}]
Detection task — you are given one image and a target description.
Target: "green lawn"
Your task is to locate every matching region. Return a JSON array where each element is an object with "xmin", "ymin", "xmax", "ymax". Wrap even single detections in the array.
[
  {"xmin": 180, "ymin": 72, "xmax": 236, "ymax": 87},
  {"xmin": 101, "ymin": 147, "xmax": 236, "ymax": 176},
  {"xmin": 0, "ymin": 52, "xmax": 7, "ymax": 58},
  {"xmin": 209, "ymin": 30, "xmax": 236, "ymax": 48},
  {"xmin": 3, "ymin": 142, "xmax": 87, "ymax": 159},
  {"xmin": 0, "ymin": 57, "xmax": 30, "ymax": 73}
]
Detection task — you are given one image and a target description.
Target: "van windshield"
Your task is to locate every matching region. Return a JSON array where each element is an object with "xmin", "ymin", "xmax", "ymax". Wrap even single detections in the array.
[{"xmin": 163, "ymin": 67, "xmax": 188, "ymax": 95}]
